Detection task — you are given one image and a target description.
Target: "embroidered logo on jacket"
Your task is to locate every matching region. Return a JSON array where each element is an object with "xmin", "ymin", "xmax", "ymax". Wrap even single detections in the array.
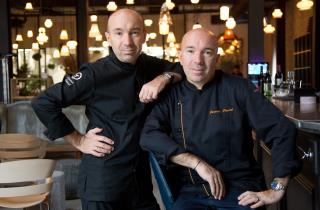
[
  {"xmin": 209, "ymin": 108, "xmax": 234, "ymax": 115},
  {"xmin": 64, "ymin": 72, "xmax": 82, "ymax": 86}
]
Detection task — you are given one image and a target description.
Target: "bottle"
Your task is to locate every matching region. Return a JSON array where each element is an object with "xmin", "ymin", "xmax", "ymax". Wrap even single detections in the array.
[
  {"xmin": 264, "ymin": 69, "xmax": 272, "ymax": 97},
  {"xmin": 274, "ymin": 65, "xmax": 283, "ymax": 89},
  {"xmin": 258, "ymin": 66, "xmax": 265, "ymax": 95}
]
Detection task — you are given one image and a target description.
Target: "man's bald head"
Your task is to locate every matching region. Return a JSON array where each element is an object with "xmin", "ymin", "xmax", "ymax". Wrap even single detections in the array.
[
  {"xmin": 181, "ymin": 28, "xmax": 218, "ymax": 52},
  {"xmin": 107, "ymin": 9, "xmax": 145, "ymax": 32}
]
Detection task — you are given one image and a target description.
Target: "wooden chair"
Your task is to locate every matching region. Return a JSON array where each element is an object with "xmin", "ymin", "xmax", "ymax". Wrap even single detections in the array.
[
  {"xmin": 0, "ymin": 133, "xmax": 47, "ymax": 161},
  {"xmin": 0, "ymin": 159, "xmax": 56, "ymax": 209}
]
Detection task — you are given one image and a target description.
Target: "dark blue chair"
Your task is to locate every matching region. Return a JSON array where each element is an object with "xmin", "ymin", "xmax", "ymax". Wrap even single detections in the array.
[{"xmin": 149, "ymin": 152, "xmax": 174, "ymax": 210}]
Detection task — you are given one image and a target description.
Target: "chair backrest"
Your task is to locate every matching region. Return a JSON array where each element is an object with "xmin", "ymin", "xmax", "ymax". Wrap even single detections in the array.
[
  {"xmin": 0, "ymin": 159, "xmax": 56, "ymax": 197},
  {"xmin": 0, "ymin": 133, "xmax": 47, "ymax": 161},
  {"xmin": 149, "ymin": 152, "xmax": 174, "ymax": 210}
]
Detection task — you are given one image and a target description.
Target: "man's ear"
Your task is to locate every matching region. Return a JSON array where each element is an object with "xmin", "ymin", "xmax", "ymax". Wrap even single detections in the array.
[{"xmin": 105, "ymin": 32, "xmax": 110, "ymax": 42}]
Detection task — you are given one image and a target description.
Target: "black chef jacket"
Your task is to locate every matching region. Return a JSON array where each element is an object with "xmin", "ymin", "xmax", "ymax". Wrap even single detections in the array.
[
  {"xmin": 141, "ymin": 70, "xmax": 301, "ymax": 191},
  {"xmin": 31, "ymin": 52, "xmax": 181, "ymax": 201}
]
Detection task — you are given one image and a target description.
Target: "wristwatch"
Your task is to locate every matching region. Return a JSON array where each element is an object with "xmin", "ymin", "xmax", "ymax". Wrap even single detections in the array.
[
  {"xmin": 270, "ymin": 179, "xmax": 286, "ymax": 191},
  {"xmin": 162, "ymin": 72, "xmax": 174, "ymax": 84}
]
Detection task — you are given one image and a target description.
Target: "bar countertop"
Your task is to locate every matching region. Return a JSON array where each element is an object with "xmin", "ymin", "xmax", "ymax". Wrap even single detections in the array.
[{"xmin": 271, "ymin": 98, "xmax": 320, "ymax": 134}]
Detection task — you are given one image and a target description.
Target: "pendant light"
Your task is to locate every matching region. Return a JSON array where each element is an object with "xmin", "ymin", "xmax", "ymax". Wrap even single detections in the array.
[
  {"xmin": 60, "ymin": 30, "xmax": 69, "ymax": 40},
  {"xmin": 106, "ymin": 1, "xmax": 117, "ymax": 11},
  {"xmin": 60, "ymin": 45, "xmax": 70, "ymax": 56},
  {"xmin": 44, "ymin": 19, "xmax": 53, "ymax": 28},
  {"xmin": 220, "ymin": 6, "xmax": 229, "ymax": 20},
  {"xmin": 192, "ymin": 23, "xmax": 202, "ymax": 29},
  {"xmin": 296, "ymin": 0, "xmax": 313, "ymax": 11},
  {"xmin": 226, "ymin": 17, "xmax": 236, "ymax": 29},
  {"xmin": 53, "ymin": 49, "xmax": 60, "ymax": 58},
  {"xmin": 16, "ymin": 34, "xmax": 23, "ymax": 42},
  {"xmin": 25, "ymin": 2, "xmax": 33, "ymax": 10},
  {"xmin": 27, "ymin": 30, "xmax": 33, "ymax": 38}
]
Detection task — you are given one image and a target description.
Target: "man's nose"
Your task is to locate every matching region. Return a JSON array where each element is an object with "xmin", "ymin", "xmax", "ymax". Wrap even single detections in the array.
[
  {"xmin": 193, "ymin": 51, "xmax": 204, "ymax": 64},
  {"xmin": 123, "ymin": 33, "xmax": 133, "ymax": 45}
]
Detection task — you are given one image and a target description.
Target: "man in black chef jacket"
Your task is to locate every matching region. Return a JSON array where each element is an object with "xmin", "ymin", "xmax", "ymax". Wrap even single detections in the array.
[
  {"xmin": 140, "ymin": 28, "xmax": 301, "ymax": 210},
  {"xmin": 32, "ymin": 9, "xmax": 182, "ymax": 210}
]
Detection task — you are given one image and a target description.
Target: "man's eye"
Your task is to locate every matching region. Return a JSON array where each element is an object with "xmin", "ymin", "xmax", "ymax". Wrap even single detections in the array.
[
  {"xmin": 131, "ymin": 31, "xmax": 140, "ymax": 36},
  {"xmin": 186, "ymin": 50, "xmax": 194, "ymax": 54},
  {"xmin": 115, "ymin": 32, "xmax": 122, "ymax": 36},
  {"xmin": 204, "ymin": 51, "xmax": 213, "ymax": 56}
]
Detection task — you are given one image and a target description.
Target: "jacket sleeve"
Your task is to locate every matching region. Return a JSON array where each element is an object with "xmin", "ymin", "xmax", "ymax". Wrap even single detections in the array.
[
  {"xmin": 140, "ymin": 95, "xmax": 185, "ymax": 165},
  {"xmin": 31, "ymin": 64, "xmax": 95, "ymax": 140},
  {"xmin": 239, "ymin": 79, "xmax": 301, "ymax": 178},
  {"xmin": 143, "ymin": 54, "xmax": 184, "ymax": 80}
]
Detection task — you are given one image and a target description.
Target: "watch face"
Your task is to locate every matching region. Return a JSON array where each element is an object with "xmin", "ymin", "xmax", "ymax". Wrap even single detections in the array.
[{"xmin": 271, "ymin": 180, "xmax": 285, "ymax": 190}]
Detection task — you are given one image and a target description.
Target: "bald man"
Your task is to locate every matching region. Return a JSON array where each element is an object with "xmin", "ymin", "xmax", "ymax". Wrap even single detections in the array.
[
  {"xmin": 141, "ymin": 28, "xmax": 301, "ymax": 210},
  {"xmin": 32, "ymin": 9, "xmax": 182, "ymax": 210}
]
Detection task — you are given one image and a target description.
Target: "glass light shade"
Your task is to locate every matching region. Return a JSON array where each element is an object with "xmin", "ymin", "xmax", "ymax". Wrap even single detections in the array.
[
  {"xmin": 36, "ymin": 33, "xmax": 49, "ymax": 43},
  {"xmin": 144, "ymin": 19, "xmax": 153, "ymax": 27},
  {"xmin": 102, "ymin": 41, "xmax": 109, "ymax": 48},
  {"xmin": 166, "ymin": 0, "xmax": 175, "ymax": 10},
  {"xmin": 89, "ymin": 23, "xmax": 101, "ymax": 38},
  {"xmin": 149, "ymin": 32, "xmax": 157, "ymax": 39},
  {"xmin": 217, "ymin": 47, "xmax": 225, "ymax": 56},
  {"xmin": 223, "ymin": 29, "xmax": 235, "ymax": 40},
  {"xmin": 226, "ymin": 17, "xmax": 236, "ymax": 29},
  {"xmin": 192, "ymin": 23, "xmax": 202, "ymax": 29},
  {"xmin": 296, "ymin": 0, "xmax": 313, "ymax": 11},
  {"xmin": 60, "ymin": 45, "xmax": 70, "ymax": 56},
  {"xmin": 38, "ymin": 27, "xmax": 46, "ymax": 33},
  {"xmin": 16, "ymin": 34, "xmax": 23, "ymax": 42},
  {"xmin": 263, "ymin": 17, "xmax": 267, "ymax": 27},
  {"xmin": 32, "ymin": 42, "xmax": 39, "ymax": 50},
  {"xmin": 264, "ymin": 24, "xmax": 276, "ymax": 34},
  {"xmin": 107, "ymin": 1, "xmax": 117, "ymax": 11},
  {"xmin": 60, "ymin": 29, "xmax": 69, "ymax": 40},
  {"xmin": 12, "ymin": 43, "xmax": 19, "ymax": 50},
  {"xmin": 44, "ymin": 19, "xmax": 53, "ymax": 28},
  {"xmin": 27, "ymin": 30, "xmax": 33, "ymax": 38},
  {"xmin": 126, "ymin": 0, "xmax": 134, "ymax": 4},
  {"xmin": 25, "ymin": 2, "xmax": 33, "ymax": 10},
  {"xmin": 159, "ymin": 22, "xmax": 169, "ymax": 35},
  {"xmin": 53, "ymin": 49, "xmax": 60, "ymax": 58},
  {"xmin": 166, "ymin": 32, "xmax": 176, "ymax": 43},
  {"xmin": 95, "ymin": 34, "xmax": 103, "ymax": 41},
  {"xmin": 67, "ymin": 40, "xmax": 78, "ymax": 49},
  {"xmin": 220, "ymin": 6, "xmax": 229, "ymax": 20},
  {"xmin": 191, "ymin": 0, "xmax": 199, "ymax": 4},
  {"xmin": 90, "ymin": 15, "xmax": 98, "ymax": 22},
  {"xmin": 272, "ymin": 9, "xmax": 283, "ymax": 18}
]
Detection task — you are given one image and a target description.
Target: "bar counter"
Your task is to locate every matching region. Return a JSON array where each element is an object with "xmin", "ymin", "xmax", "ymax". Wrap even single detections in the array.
[
  {"xmin": 259, "ymin": 98, "xmax": 320, "ymax": 210},
  {"xmin": 271, "ymin": 98, "xmax": 320, "ymax": 134}
]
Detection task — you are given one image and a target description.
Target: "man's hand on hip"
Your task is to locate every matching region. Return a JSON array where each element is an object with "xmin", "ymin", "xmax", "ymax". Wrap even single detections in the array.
[{"xmin": 65, "ymin": 128, "xmax": 114, "ymax": 157}]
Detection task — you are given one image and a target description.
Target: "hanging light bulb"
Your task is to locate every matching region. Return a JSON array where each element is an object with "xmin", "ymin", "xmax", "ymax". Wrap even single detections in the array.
[
  {"xmin": 106, "ymin": 1, "xmax": 117, "ymax": 11},
  {"xmin": 38, "ymin": 27, "xmax": 46, "ymax": 33},
  {"xmin": 90, "ymin": 15, "xmax": 98, "ymax": 22},
  {"xmin": 102, "ymin": 41, "xmax": 109, "ymax": 48},
  {"xmin": 296, "ymin": 0, "xmax": 313, "ymax": 11},
  {"xmin": 220, "ymin": 6, "xmax": 229, "ymax": 20},
  {"xmin": 32, "ymin": 42, "xmax": 39, "ymax": 50},
  {"xmin": 95, "ymin": 34, "xmax": 103, "ymax": 41},
  {"xmin": 149, "ymin": 32, "xmax": 157, "ymax": 39},
  {"xmin": 226, "ymin": 17, "xmax": 236, "ymax": 29},
  {"xmin": 126, "ymin": 0, "xmax": 134, "ymax": 4},
  {"xmin": 12, "ymin": 43, "xmax": 19, "ymax": 50},
  {"xmin": 166, "ymin": 32, "xmax": 176, "ymax": 43},
  {"xmin": 192, "ymin": 23, "xmax": 202, "ymax": 29},
  {"xmin": 144, "ymin": 19, "xmax": 153, "ymax": 27},
  {"xmin": 53, "ymin": 49, "xmax": 60, "ymax": 58},
  {"xmin": 36, "ymin": 32, "xmax": 49, "ymax": 43},
  {"xmin": 25, "ymin": 2, "xmax": 33, "ymax": 10},
  {"xmin": 191, "ymin": 0, "xmax": 199, "ymax": 4},
  {"xmin": 272, "ymin": 9, "xmax": 283, "ymax": 18},
  {"xmin": 264, "ymin": 24, "xmax": 276, "ymax": 34},
  {"xmin": 66, "ymin": 40, "xmax": 78, "ymax": 49},
  {"xmin": 89, "ymin": 23, "xmax": 101, "ymax": 38},
  {"xmin": 165, "ymin": 0, "xmax": 175, "ymax": 10},
  {"xmin": 60, "ymin": 29, "xmax": 69, "ymax": 40},
  {"xmin": 16, "ymin": 34, "xmax": 23, "ymax": 42},
  {"xmin": 60, "ymin": 45, "xmax": 70, "ymax": 56},
  {"xmin": 44, "ymin": 19, "xmax": 53, "ymax": 28},
  {"xmin": 159, "ymin": 3, "xmax": 172, "ymax": 35},
  {"xmin": 27, "ymin": 30, "xmax": 33, "ymax": 38},
  {"xmin": 217, "ymin": 47, "xmax": 225, "ymax": 56}
]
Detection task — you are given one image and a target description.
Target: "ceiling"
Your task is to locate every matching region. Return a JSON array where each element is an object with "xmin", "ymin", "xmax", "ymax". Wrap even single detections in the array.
[{"xmin": 9, "ymin": 0, "xmax": 278, "ymax": 25}]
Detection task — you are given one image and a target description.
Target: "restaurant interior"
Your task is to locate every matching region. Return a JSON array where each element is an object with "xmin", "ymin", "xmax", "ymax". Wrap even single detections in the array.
[{"xmin": 0, "ymin": 0, "xmax": 319, "ymax": 210}]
